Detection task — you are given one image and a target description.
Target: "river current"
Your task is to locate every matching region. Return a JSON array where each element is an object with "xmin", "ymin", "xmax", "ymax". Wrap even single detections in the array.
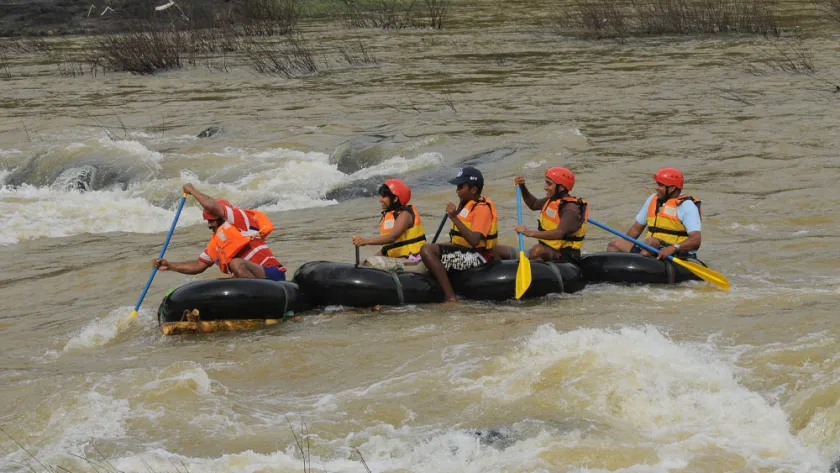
[{"xmin": 2, "ymin": 2, "xmax": 840, "ymax": 471}]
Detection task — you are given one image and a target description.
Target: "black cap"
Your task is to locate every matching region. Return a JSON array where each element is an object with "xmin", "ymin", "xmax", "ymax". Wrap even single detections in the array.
[{"xmin": 448, "ymin": 166, "xmax": 484, "ymax": 186}]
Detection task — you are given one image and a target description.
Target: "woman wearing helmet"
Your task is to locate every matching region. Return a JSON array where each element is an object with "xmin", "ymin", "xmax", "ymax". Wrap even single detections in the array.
[
  {"xmin": 496, "ymin": 167, "xmax": 588, "ymax": 264},
  {"xmin": 351, "ymin": 179, "xmax": 428, "ymax": 272},
  {"xmin": 606, "ymin": 167, "xmax": 702, "ymax": 260}
]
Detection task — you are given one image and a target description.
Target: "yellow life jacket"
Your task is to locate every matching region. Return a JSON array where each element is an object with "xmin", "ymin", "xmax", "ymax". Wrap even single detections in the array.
[
  {"xmin": 646, "ymin": 194, "xmax": 702, "ymax": 245},
  {"xmin": 537, "ymin": 196, "xmax": 588, "ymax": 250},
  {"xmin": 380, "ymin": 204, "xmax": 427, "ymax": 258},
  {"xmin": 449, "ymin": 197, "xmax": 498, "ymax": 250}
]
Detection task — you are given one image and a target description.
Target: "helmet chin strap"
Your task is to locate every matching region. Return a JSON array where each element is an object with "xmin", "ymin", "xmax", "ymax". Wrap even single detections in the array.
[{"xmin": 666, "ymin": 186, "xmax": 681, "ymax": 199}]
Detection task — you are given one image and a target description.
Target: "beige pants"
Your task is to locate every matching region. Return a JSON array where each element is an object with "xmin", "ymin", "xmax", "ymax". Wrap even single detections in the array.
[{"xmin": 364, "ymin": 256, "xmax": 427, "ymax": 273}]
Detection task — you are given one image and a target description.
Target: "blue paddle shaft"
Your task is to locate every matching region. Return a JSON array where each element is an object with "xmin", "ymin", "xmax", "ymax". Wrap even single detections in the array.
[
  {"xmin": 132, "ymin": 195, "xmax": 187, "ymax": 313},
  {"xmin": 586, "ymin": 218, "xmax": 673, "ymax": 261},
  {"xmin": 516, "ymin": 186, "xmax": 525, "ymax": 252}
]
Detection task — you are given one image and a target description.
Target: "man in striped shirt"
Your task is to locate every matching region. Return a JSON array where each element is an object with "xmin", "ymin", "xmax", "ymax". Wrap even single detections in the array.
[{"xmin": 153, "ymin": 184, "xmax": 286, "ymax": 281}]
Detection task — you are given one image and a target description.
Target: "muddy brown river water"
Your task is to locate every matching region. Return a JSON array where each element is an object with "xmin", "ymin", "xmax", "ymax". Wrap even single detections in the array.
[{"xmin": 1, "ymin": 2, "xmax": 840, "ymax": 471}]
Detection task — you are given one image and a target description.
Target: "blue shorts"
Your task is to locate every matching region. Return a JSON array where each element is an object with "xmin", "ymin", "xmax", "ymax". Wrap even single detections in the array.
[{"xmin": 263, "ymin": 265, "xmax": 287, "ymax": 281}]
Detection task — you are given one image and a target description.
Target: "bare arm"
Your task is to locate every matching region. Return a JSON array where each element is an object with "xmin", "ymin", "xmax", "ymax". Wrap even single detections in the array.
[
  {"xmin": 450, "ymin": 215, "xmax": 484, "ymax": 248},
  {"xmin": 675, "ymin": 231, "xmax": 701, "ymax": 252},
  {"xmin": 626, "ymin": 221, "xmax": 646, "ymax": 239},
  {"xmin": 352, "ymin": 211, "xmax": 413, "ymax": 246},
  {"xmin": 447, "ymin": 202, "xmax": 489, "ymax": 248},
  {"xmin": 154, "ymin": 258, "xmax": 212, "ymax": 275},
  {"xmin": 519, "ymin": 185, "xmax": 546, "ymax": 211},
  {"xmin": 514, "ymin": 177, "xmax": 546, "ymax": 211},
  {"xmin": 183, "ymin": 183, "xmax": 224, "ymax": 220},
  {"xmin": 657, "ymin": 231, "xmax": 701, "ymax": 260}
]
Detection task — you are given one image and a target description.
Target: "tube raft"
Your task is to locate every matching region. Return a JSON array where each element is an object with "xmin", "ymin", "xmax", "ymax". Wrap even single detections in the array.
[
  {"xmin": 450, "ymin": 260, "xmax": 586, "ymax": 301},
  {"xmin": 579, "ymin": 252, "xmax": 704, "ymax": 285},
  {"xmin": 293, "ymin": 262, "xmax": 444, "ymax": 307},
  {"xmin": 157, "ymin": 279, "xmax": 300, "ymax": 335},
  {"xmin": 293, "ymin": 260, "xmax": 585, "ymax": 308}
]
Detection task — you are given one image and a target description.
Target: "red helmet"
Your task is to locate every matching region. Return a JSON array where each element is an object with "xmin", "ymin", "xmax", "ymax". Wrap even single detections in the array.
[
  {"xmin": 654, "ymin": 168, "xmax": 684, "ymax": 189},
  {"xmin": 545, "ymin": 167, "xmax": 575, "ymax": 192},
  {"xmin": 203, "ymin": 199, "xmax": 232, "ymax": 221},
  {"xmin": 384, "ymin": 179, "xmax": 411, "ymax": 205}
]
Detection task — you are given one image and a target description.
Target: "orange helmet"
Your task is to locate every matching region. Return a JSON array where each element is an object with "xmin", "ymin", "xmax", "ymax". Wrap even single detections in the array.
[
  {"xmin": 383, "ymin": 179, "xmax": 411, "ymax": 205},
  {"xmin": 203, "ymin": 199, "xmax": 232, "ymax": 221},
  {"xmin": 654, "ymin": 168, "xmax": 684, "ymax": 189},
  {"xmin": 545, "ymin": 167, "xmax": 575, "ymax": 192}
]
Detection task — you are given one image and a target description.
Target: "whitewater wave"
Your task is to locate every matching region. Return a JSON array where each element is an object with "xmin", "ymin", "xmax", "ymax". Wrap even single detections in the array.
[{"xmin": 0, "ymin": 138, "xmax": 442, "ymax": 245}]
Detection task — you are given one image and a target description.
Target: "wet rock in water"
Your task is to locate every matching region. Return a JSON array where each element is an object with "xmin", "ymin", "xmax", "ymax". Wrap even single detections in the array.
[
  {"xmin": 322, "ymin": 144, "xmax": 532, "ymax": 203},
  {"xmin": 324, "ymin": 176, "xmax": 386, "ymax": 202},
  {"xmin": 468, "ymin": 428, "xmax": 515, "ymax": 449},
  {"xmin": 830, "ymin": 457, "xmax": 840, "ymax": 473},
  {"xmin": 197, "ymin": 126, "xmax": 222, "ymax": 138},
  {"xmin": 7, "ymin": 155, "xmax": 143, "ymax": 192},
  {"xmin": 329, "ymin": 133, "xmax": 411, "ymax": 174},
  {"xmin": 412, "ymin": 146, "xmax": 526, "ymax": 188}
]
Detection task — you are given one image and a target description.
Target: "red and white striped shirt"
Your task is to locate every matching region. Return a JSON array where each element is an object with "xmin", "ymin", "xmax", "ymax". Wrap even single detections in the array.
[{"xmin": 199, "ymin": 204, "xmax": 281, "ymax": 268}]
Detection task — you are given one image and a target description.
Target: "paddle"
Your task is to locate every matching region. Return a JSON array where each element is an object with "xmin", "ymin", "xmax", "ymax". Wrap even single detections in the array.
[
  {"xmin": 514, "ymin": 185, "xmax": 532, "ymax": 299},
  {"xmin": 586, "ymin": 218, "xmax": 730, "ymax": 291},
  {"xmin": 431, "ymin": 213, "xmax": 448, "ymax": 244},
  {"xmin": 355, "ymin": 245, "xmax": 360, "ymax": 267},
  {"xmin": 128, "ymin": 193, "xmax": 188, "ymax": 320}
]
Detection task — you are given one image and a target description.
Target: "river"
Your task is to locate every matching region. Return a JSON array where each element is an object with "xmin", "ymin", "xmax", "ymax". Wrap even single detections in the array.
[{"xmin": 1, "ymin": 1, "xmax": 840, "ymax": 471}]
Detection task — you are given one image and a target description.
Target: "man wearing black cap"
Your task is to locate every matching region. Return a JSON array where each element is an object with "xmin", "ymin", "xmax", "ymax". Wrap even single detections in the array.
[{"xmin": 419, "ymin": 166, "xmax": 499, "ymax": 302}]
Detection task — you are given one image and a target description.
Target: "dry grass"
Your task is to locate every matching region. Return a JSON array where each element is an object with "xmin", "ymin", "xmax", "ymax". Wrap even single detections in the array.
[
  {"xmin": 554, "ymin": 0, "xmax": 780, "ymax": 40},
  {"xmin": 811, "ymin": 0, "xmax": 840, "ymax": 22},
  {"xmin": 337, "ymin": 38, "xmax": 378, "ymax": 65},
  {"xmin": 0, "ymin": 37, "xmax": 53, "ymax": 55},
  {"xmin": 242, "ymin": 32, "xmax": 320, "ymax": 77},
  {"xmin": 1, "ymin": 50, "xmax": 11, "ymax": 78},
  {"xmin": 424, "ymin": 0, "xmax": 450, "ymax": 29},
  {"xmin": 744, "ymin": 37, "xmax": 816, "ymax": 74},
  {"xmin": 339, "ymin": 0, "xmax": 433, "ymax": 29},
  {"xmin": 237, "ymin": 0, "xmax": 301, "ymax": 36},
  {"xmin": 90, "ymin": 26, "xmax": 186, "ymax": 74}
]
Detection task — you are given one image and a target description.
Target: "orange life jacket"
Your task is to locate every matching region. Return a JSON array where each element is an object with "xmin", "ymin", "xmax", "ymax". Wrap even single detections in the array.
[
  {"xmin": 238, "ymin": 208, "xmax": 274, "ymax": 239},
  {"xmin": 205, "ymin": 222, "xmax": 279, "ymax": 274},
  {"xmin": 449, "ymin": 197, "xmax": 498, "ymax": 250}
]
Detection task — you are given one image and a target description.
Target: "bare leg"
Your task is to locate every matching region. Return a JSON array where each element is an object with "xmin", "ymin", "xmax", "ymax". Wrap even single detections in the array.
[
  {"xmin": 529, "ymin": 244, "xmax": 558, "ymax": 261},
  {"xmin": 420, "ymin": 243, "xmax": 456, "ymax": 302},
  {"xmin": 640, "ymin": 237, "xmax": 661, "ymax": 257},
  {"xmin": 228, "ymin": 258, "xmax": 266, "ymax": 279},
  {"xmin": 494, "ymin": 245, "xmax": 517, "ymax": 260},
  {"xmin": 607, "ymin": 238, "xmax": 635, "ymax": 252}
]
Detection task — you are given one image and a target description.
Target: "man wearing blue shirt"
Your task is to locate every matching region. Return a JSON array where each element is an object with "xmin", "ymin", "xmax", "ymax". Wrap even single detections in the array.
[{"xmin": 606, "ymin": 168, "xmax": 702, "ymax": 260}]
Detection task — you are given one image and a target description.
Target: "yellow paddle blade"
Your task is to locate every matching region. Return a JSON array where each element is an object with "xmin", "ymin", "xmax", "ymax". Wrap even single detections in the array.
[
  {"xmin": 672, "ymin": 257, "xmax": 731, "ymax": 291},
  {"xmin": 128, "ymin": 309, "xmax": 138, "ymax": 320},
  {"xmin": 515, "ymin": 251, "xmax": 532, "ymax": 299}
]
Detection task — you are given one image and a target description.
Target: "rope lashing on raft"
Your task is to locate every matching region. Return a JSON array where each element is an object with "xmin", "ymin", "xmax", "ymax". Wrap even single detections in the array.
[{"xmin": 385, "ymin": 270, "xmax": 405, "ymax": 305}]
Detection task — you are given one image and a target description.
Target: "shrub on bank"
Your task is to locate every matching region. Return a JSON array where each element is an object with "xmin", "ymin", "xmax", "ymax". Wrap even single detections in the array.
[{"xmin": 91, "ymin": 25, "xmax": 186, "ymax": 74}]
